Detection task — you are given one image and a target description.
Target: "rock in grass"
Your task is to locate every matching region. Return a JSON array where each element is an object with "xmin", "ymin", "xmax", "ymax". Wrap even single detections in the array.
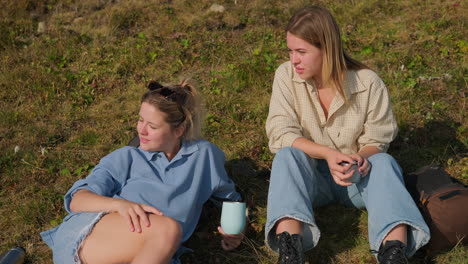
[
  {"xmin": 37, "ymin": 21, "xmax": 46, "ymax": 34},
  {"xmin": 209, "ymin": 4, "xmax": 225, "ymax": 13}
]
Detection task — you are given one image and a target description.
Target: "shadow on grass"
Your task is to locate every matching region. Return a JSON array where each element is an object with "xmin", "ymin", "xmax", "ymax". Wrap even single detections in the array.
[
  {"xmin": 181, "ymin": 158, "xmax": 368, "ymax": 263},
  {"xmin": 308, "ymin": 205, "xmax": 366, "ymax": 264},
  {"xmin": 181, "ymin": 157, "xmax": 272, "ymax": 263},
  {"xmin": 391, "ymin": 120, "xmax": 466, "ymax": 173}
]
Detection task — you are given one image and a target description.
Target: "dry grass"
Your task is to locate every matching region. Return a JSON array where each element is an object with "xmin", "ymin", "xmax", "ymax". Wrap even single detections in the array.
[{"xmin": 0, "ymin": 0, "xmax": 466, "ymax": 263}]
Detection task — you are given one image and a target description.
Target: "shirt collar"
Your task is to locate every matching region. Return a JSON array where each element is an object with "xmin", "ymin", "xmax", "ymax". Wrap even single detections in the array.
[
  {"xmin": 289, "ymin": 62, "xmax": 367, "ymax": 99},
  {"xmin": 343, "ymin": 70, "xmax": 367, "ymax": 99},
  {"xmin": 138, "ymin": 140, "xmax": 199, "ymax": 161}
]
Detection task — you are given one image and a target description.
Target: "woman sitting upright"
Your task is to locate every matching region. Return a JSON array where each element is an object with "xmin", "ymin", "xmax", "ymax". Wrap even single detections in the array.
[{"xmin": 264, "ymin": 6, "xmax": 430, "ymax": 264}]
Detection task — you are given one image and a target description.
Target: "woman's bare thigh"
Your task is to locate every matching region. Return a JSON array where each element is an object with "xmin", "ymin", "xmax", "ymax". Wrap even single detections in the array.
[{"xmin": 79, "ymin": 212, "xmax": 161, "ymax": 264}]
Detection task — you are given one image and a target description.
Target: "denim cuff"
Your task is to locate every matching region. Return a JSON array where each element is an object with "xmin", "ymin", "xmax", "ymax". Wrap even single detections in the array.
[
  {"xmin": 372, "ymin": 220, "xmax": 431, "ymax": 258},
  {"xmin": 265, "ymin": 214, "xmax": 320, "ymax": 253}
]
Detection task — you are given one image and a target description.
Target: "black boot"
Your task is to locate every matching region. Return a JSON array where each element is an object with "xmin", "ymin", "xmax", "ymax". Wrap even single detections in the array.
[
  {"xmin": 276, "ymin": 232, "xmax": 304, "ymax": 264},
  {"xmin": 374, "ymin": 240, "xmax": 408, "ymax": 264}
]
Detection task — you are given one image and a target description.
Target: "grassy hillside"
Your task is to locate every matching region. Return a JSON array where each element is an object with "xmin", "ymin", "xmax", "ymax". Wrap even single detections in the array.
[{"xmin": 0, "ymin": 0, "xmax": 466, "ymax": 263}]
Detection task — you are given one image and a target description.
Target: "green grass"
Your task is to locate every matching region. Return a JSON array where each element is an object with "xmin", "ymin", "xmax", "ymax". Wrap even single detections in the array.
[{"xmin": 0, "ymin": 0, "xmax": 466, "ymax": 263}]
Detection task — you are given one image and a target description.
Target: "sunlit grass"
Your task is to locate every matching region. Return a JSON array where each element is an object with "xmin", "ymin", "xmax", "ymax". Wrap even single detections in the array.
[{"xmin": 0, "ymin": 0, "xmax": 466, "ymax": 263}]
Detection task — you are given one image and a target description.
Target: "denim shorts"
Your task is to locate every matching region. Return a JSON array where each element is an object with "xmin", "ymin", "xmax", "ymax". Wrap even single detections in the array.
[
  {"xmin": 41, "ymin": 212, "xmax": 188, "ymax": 264},
  {"xmin": 40, "ymin": 212, "xmax": 107, "ymax": 263}
]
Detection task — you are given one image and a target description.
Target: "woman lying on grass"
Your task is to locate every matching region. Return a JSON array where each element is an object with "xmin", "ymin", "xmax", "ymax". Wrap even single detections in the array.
[
  {"xmin": 41, "ymin": 80, "xmax": 243, "ymax": 263},
  {"xmin": 264, "ymin": 5, "xmax": 430, "ymax": 264}
]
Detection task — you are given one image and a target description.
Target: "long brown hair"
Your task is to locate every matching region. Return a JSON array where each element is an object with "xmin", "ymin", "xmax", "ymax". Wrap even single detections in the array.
[{"xmin": 286, "ymin": 6, "xmax": 368, "ymax": 99}]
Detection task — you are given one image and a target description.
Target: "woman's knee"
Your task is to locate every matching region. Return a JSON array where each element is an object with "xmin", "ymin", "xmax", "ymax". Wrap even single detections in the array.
[
  {"xmin": 270, "ymin": 147, "xmax": 319, "ymax": 186},
  {"xmin": 273, "ymin": 147, "xmax": 316, "ymax": 168},
  {"xmin": 276, "ymin": 147, "xmax": 305, "ymax": 160},
  {"xmin": 368, "ymin": 153, "xmax": 403, "ymax": 180},
  {"xmin": 146, "ymin": 215, "xmax": 182, "ymax": 244},
  {"xmin": 370, "ymin": 152, "xmax": 401, "ymax": 169},
  {"xmin": 368, "ymin": 153, "xmax": 398, "ymax": 168}
]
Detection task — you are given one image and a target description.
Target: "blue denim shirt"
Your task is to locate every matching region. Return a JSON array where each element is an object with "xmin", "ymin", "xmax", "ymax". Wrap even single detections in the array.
[{"xmin": 41, "ymin": 139, "xmax": 241, "ymax": 263}]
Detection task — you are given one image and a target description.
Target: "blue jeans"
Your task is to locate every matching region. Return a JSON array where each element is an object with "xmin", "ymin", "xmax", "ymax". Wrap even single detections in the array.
[{"xmin": 265, "ymin": 147, "xmax": 430, "ymax": 257}]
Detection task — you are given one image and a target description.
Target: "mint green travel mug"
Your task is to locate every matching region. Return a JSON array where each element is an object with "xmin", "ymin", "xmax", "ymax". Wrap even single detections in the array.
[{"xmin": 220, "ymin": 201, "xmax": 246, "ymax": 235}]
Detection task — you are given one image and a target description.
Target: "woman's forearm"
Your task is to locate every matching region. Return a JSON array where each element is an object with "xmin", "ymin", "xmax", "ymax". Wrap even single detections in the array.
[
  {"xmin": 292, "ymin": 137, "xmax": 339, "ymax": 160},
  {"xmin": 69, "ymin": 189, "xmax": 120, "ymax": 213},
  {"xmin": 291, "ymin": 138, "xmax": 382, "ymax": 160},
  {"xmin": 357, "ymin": 146, "xmax": 381, "ymax": 159}
]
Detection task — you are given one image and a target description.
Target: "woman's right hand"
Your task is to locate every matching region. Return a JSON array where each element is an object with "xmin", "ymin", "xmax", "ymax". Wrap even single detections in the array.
[
  {"xmin": 290, "ymin": 138, "xmax": 356, "ymax": 186},
  {"xmin": 325, "ymin": 150, "xmax": 355, "ymax": 186},
  {"xmin": 111, "ymin": 199, "xmax": 163, "ymax": 233}
]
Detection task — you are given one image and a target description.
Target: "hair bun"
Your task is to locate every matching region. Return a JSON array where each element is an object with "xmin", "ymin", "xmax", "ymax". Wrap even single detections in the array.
[
  {"xmin": 179, "ymin": 79, "xmax": 194, "ymax": 92},
  {"xmin": 148, "ymin": 81, "xmax": 163, "ymax": 91}
]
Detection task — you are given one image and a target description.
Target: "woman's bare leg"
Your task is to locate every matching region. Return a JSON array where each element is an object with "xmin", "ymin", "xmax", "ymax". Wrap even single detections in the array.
[
  {"xmin": 276, "ymin": 217, "xmax": 303, "ymax": 235},
  {"xmin": 383, "ymin": 224, "xmax": 407, "ymax": 244},
  {"xmin": 79, "ymin": 213, "xmax": 182, "ymax": 264}
]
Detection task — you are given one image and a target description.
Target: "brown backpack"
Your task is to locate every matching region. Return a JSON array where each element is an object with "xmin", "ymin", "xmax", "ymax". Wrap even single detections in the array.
[{"xmin": 405, "ymin": 165, "xmax": 468, "ymax": 254}]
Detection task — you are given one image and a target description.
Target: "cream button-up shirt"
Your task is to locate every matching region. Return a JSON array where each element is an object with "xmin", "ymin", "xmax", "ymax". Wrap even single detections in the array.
[{"xmin": 266, "ymin": 61, "xmax": 398, "ymax": 155}]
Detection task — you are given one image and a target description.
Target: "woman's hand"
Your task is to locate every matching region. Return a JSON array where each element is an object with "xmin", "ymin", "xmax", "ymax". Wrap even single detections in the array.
[
  {"xmin": 325, "ymin": 151, "xmax": 356, "ymax": 186},
  {"xmin": 349, "ymin": 153, "xmax": 371, "ymax": 177},
  {"xmin": 327, "ymin": 153, "xmax": 371, "ymax": 186},
  {"xmin": 217, "ymin": 226, "xmax": 244, "ymax": 251},
  {"xmin": 112, "ymin": 199, "xmax": 163, "ymax": 233},
  {"xmin": 70, "ymin": 189, "xmax": 163, "ymax": 233}
]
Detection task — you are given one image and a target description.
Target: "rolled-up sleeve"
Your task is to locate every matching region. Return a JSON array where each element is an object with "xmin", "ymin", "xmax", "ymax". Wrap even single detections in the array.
[
  {"xmin": 266, "ymin": 64, "xmax": 304, "ymax": 153},
  {"xmin": 358, "ymin": 76, "xmax": 398, "ymax": 152},
  {"xmin": 63, "ymin": 148, "xmax": 131, "ymax": 213},
  {"xmin": 209, "ymin": 144, "xmax": 241, "ymax": 202}
]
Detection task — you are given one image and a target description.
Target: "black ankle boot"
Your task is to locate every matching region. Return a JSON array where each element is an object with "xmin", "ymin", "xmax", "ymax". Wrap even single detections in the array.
[
  {"xmin": 374, "ymin": 240, "xmax": 408, "ymax": 264},
  {"xmin": 277, "ymin": 232, "xmax": 304, "ymax": 264}
]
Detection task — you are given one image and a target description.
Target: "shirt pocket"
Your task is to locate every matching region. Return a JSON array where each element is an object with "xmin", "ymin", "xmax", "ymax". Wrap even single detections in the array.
[{"xmin": 332, "ymin": 127, "xmax": 362, "ymax": 150}]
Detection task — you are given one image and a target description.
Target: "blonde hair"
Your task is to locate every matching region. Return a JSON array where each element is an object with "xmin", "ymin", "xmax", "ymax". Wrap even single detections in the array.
[
  {"xmin": 141, "ymin": 79, "xmax": 204, "ymax": 141},
  {"xmin": 286, "ymin": 6, "xmax": 368, "ymax": 100}
]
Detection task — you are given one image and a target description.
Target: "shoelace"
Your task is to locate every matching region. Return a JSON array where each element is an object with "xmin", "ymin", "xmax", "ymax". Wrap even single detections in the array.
[
  {"xmin": 386, "ymin": 246, "xmax": 408, "ymax": 264},
  {"xmin": 279, "ymin": 234, "xmax": 300, "ymax": 263}
]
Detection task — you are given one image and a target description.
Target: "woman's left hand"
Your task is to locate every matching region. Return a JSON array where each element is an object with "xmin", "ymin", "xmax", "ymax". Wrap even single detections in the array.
[
  {"xmin": 217, "ymin": 226, "xmax": 244, "ymax": 251},
  {"xmin": 349, "ymin": 153, "xmax": 372, "ymax": 177}
]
